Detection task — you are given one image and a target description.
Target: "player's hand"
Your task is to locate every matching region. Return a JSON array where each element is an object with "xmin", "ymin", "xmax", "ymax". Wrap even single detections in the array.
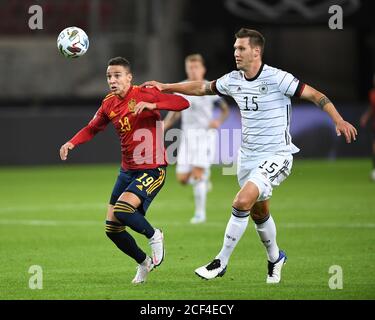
[
  {"xmin": 209, "ymin": 119, "xmax": 221, "ymax": 129},
  {"xmin": 335, "ymin": 119, "xmax": 357, "ymax": 143},
  {"xmin": 141, "ymin": 81, "xmax": 167, "ymax": 92},
  {"xmin": 59, "ymin": 142, "xmax": 75, "ymax": 161},
  {"xmin": 134, "ymin": 101, "xmax": 157, "ymax": 115}
]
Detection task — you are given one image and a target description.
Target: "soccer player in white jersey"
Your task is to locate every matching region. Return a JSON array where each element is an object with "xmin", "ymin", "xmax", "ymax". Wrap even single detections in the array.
[
  {"xmin": 164, "ymin": 54, "xmax": 229, "ymax": 224},
  {"xmin": 142, "ymin": 28, "xmax": 357, "ymax": 283}
]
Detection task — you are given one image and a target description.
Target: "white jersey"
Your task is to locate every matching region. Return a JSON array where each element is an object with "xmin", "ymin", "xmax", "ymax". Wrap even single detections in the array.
[
  {"xmin": 215, "ymin": 63, "xmax": 300, "ymax": 157},
  {"xmin": 179, "ymin": 94, "xmax": 221, "ymax": 130}
]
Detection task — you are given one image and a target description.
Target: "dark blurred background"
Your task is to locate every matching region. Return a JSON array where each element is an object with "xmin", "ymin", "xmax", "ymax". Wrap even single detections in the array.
[{"xmin": 0, "ymin": 0, "xmax": 374, "ymax": 166}]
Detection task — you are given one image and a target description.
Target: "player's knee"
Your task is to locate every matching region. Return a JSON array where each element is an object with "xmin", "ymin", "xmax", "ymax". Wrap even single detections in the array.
[
  {"xmin": 250, "ymin": 210, "xmax": 269, "ymax": 223},
  {"xmin": 177, "ymin": 175, "xmax": 189, "ymax": 185},
  {"xmin": 250, "ymin": 201, "xmax": 270, "ymax": 222},
  {"xmin": 232, "ymin": 194, "xmax": 252, "ymax": 211},
  {"xmin": 113, "ymin": 200, "xmax": 136, "ymax": 225},
  {"xmin": 105, "ymin": 220, "xmax": 125, "ymax": 239},
  {"xmin": 191, "ymin": 173, "xmax": 203, "ymax": 181},
  {"xmin": 177, "ymin": 172, "xmax": 191, "ymax": 184},
  {"xmin": 233, "ymin": 182, "xmax": 259, "ymax": 210}
]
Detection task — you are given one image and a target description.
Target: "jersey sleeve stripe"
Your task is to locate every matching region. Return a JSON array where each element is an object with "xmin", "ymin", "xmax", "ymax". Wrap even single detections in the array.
[
  {"xmin": 103, "ymin": 93, "xmax": 115, "ymax": 102},
  {"xmin": 279, "ymin": 73, "xmax": 288, "ymax": 86},
  {"xmin": 285, "ymin": 79, "xmax": 295, "ymax": 94}
]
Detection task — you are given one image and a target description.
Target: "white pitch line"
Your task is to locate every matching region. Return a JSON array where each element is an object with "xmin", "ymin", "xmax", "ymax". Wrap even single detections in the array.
[
  {"xmin": 0, "ymin": 203, "xmax": 106, "ymax": 214},
  {"xmin": 280, "ymin": 222, "xmax": 375, "ymax": 229},
  {"xmin": 0, "ymin": 201, "xmax": 186, "ymax": 214},
  {"xmin": 0, "ymin": 219, "xmax": 374, "ymax": 229},
  {"xmin": 0, "ymin": 219, "xmax": 99, "ymax": 226}
]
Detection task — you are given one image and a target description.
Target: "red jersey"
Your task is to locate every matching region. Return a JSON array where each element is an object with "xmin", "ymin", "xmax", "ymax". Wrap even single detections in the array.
[
  {"xmin": 369, "ymin": 88, "xmax": 375, "ymax": 130},
  {"xmin": 69, "ymin": 86, "xmax": 189, "ymax": 169}
]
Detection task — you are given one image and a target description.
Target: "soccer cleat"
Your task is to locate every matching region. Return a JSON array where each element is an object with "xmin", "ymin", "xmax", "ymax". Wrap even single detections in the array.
[
  {"xmin": 190, "ymin": 215, "xmax": 206, "ymax": 224},
  {"xmin": 266, "ymin": 250, "xmax": 287, "ymax": 284},
  {"xmin": 149, "ymin": 229, "xmax": 165, "ymax": 267},
  {"xmin": 131, "ymin": 256, "xmax": 154, "ymax": 284},
  {"xmin": 195, "ymin": 259, "xmax": 227, "ymax": 280}
]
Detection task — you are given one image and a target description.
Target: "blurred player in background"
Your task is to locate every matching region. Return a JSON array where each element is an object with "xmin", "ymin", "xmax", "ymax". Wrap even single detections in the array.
[
  {"xmin": 360, "ymin": 73, "xmax": 375, "ymax": 181},
  {"xmin": 59, "ymin": 57, "xmax": 189, "ymax": 284},
  {"xmin": 164, "ymin": 54, "xmax": 229, "ymax": 224},
  {"xmin": 142, "ymin": 28, "xmax": 357, "ymax": 284}
]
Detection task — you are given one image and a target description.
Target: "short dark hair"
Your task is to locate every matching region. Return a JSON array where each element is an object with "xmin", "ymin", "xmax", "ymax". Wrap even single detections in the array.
[
  {"xmin": 235, "ymin": 28, "xmax": 265, "ymax": 56},
  {"xmin": 108, "ymin": 56, "xmax": 131, "ymax": 72},
  {"xmin": 185, "ymin": 53, "xmax": 205, "ymax": 65}
]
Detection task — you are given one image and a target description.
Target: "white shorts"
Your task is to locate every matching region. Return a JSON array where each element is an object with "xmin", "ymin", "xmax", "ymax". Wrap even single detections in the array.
[
  {"xmin": 237, "ymin": 153, "xmax": 293, "ymax": 202},
  {"xmin": 176, "ymin": 129, "xmax": 215, "ymax": 174}
]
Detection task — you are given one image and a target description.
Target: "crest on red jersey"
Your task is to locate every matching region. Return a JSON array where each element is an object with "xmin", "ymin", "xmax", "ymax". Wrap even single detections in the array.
[{"xmin": 128, "ymin": 98, "xmax": 137, "ymax": 112}]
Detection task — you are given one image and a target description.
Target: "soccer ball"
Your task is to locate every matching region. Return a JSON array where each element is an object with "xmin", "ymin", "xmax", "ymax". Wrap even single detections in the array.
[{"xmin": 57, "ymin": 27, "xmax": 89, "ymax": 58}]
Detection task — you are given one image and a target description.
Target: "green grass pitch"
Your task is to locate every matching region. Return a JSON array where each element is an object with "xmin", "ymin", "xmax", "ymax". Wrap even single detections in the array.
[{"xmin": 0, "ymin": 159, "xmax": 374, "ymax": 300}]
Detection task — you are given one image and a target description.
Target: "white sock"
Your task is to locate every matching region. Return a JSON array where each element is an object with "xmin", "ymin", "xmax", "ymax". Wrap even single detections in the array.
[
  {"xmin": 205, "ymin": 168, "xmax": 212, "ymax": 191},
  {"xmin": 205, "ymin": 167, "xmax": 211, "ymax": 182},
  {"xmin": 254, "ymin": 215, "xmax": 279, "ymax": 263},
  {"xmin": 216, "ymin": 208, "xmax": 250, "ymax": 266},
  {"xmin": 192, "ymin": 178, "xmax": 207, "ymax": 219}
]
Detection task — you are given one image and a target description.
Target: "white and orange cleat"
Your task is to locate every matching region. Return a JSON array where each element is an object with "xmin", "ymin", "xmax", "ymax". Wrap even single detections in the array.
[
  {"xmin": 132, "ymin": 256, "xmax": 154, "ymax": 284},
  {"xmin": 149, "ymin": 229, "xmax": 165, "ymax": 267}
]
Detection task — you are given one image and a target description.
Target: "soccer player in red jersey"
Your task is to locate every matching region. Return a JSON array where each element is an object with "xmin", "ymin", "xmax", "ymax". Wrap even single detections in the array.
[
  {"xmin": 360, "ymin": 73, "xmax": 375, "ymax": 181},
  {"xmin": 59, "ymin": 57, "xmax": 189, "ymax": 284}
]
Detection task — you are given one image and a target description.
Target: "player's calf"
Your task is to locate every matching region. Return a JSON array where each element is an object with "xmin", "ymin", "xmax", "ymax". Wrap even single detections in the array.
[
  {"xmin": 113, "ymin": 200, "xmax": 155, "ymax": 238},
  {"xmin": 250, "ymin": 200, "xmax": 270, "ymax": 221},
  {"xmin": 105, "ymin": 220, "xmax": 147, "ymax": 264}
]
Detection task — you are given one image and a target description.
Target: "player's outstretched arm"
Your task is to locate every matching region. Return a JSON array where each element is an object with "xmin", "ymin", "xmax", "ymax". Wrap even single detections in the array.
[
  {"xmin": 300, "ymin": 84, "xmax": 358, "ymax": 143},
  {"xmin": 59, "ymin": 109, "xmax": 109, "ymax": 161},
  {"xmin": 59, "ymin": 125, "xmax": 101, "ymax": 161},
  {"xmin": 141, "ymin": 80, "xmax": 216, "ymax": 96},
  {"xmin": 135, "ymin": 88, "xmax": 189, "ymax": 114}
]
